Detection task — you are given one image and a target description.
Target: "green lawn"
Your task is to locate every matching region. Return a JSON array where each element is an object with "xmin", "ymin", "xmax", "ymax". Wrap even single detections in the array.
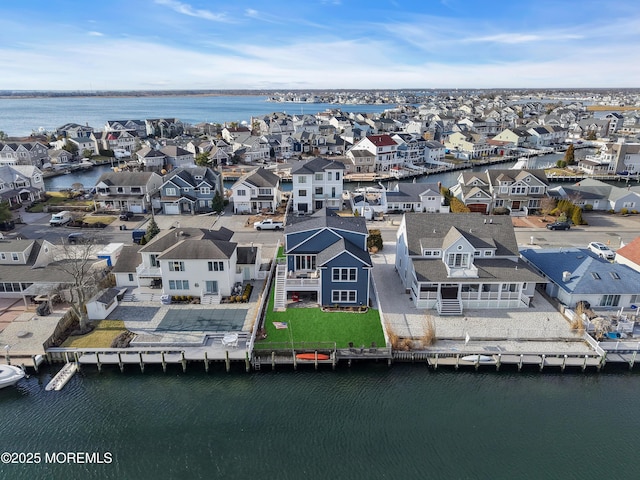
[{"xmin": 256, "ymin": 287, "xmax": 386, "ymax": 349}]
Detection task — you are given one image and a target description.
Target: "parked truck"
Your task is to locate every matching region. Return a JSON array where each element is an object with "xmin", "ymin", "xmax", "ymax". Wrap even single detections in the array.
[
  {"xmin": 253, "ymin": 219, "xmax": 283, "ymax": 230},
  {"xmin": 49, "ymin": 211, "xmax": 72, "ymax": 226}
]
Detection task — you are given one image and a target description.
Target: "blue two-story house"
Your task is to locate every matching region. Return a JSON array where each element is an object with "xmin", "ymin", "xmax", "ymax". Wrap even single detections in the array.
[
  {"xmin": 159, "ymin": 166, "xmax": 223, "ymax": 215},
  {"xmin": 274, "ymin": 209, "xmax": 372, "ymax": 310}
]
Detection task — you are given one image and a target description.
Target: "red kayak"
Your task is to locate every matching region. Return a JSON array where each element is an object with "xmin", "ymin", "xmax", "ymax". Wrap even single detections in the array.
[{"xmin": 296, "ymin": 353, "xmax": 330, "ymax": 361}]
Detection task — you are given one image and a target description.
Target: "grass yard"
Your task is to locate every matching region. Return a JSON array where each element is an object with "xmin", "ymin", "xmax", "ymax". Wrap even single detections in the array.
[
  {"xmin": 255, "ymin": 288, "xmax": 386, "ymax": 349},
  {"xmin": 61, "ymin": 320, "xmax": 127, "ymax": 348},
  {"xmin": 82, "ymin": 215, "xmax": 116, "ymax": 225}
]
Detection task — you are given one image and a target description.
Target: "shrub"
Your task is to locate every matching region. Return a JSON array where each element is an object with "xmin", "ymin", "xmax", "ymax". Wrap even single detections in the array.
[
  {"xmin": 632, "ymin": 210, "xmax": 638, "ymax": 215},
  {"xmin": 492, "ymin": 206, "xmax": 510, "ymax": 215},
  {"xmin": 620, "ymin": 208, "xmax": 629, "ymax": 215},
  {"xmin": 450, "ymin": 197, "xmax": 470, "ymax": 213},
  {"xmin": 584, "ymin": 204, "xmax": 593, "ymax": 211}
]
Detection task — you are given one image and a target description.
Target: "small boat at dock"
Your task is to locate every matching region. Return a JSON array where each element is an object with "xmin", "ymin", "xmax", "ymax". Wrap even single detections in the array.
[
  {"xmin": 296, "ymin": 353, "xmax": 330, "ymax": 361},
  {"xmin": 0, "ymin": 364, "xmax": 26, "ymax": 389}
]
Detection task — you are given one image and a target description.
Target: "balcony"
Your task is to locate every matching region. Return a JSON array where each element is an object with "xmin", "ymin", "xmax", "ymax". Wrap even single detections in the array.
[
  {"xmin": 285, "ymin": 270, "xmax": 320, "ymax": 289},
  {"xmin": 136, "ymin": 264, "xmax": 161, "ymax": 277}
]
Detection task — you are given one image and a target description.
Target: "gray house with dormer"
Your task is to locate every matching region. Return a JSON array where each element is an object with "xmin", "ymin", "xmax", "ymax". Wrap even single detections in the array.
[{"xmin": 159, "ymin": 167, "xmax": 223, "ymax": 215}]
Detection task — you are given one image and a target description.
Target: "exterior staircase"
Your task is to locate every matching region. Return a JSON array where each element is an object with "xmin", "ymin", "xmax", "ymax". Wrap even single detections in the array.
[
  {"xmin": 437, "ymin": 298, "xmax": 463, "ymax": 316},
  {"xmin": 274, "ymin": 264, "xmax": 287, "ymax": 311},
  {"xmin": 200, "ymin": 293, "xmax": 221, "ymax": 305}
]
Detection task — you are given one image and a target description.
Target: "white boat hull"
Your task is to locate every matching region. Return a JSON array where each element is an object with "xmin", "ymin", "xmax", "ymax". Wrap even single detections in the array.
[{"xmin": 0, "ymin": 365, "xmax": 26, "ymax": 389}]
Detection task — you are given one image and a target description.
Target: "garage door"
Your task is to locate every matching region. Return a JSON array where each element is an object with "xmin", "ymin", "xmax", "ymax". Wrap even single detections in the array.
[
  {"xmin": 165, "ymin": 204, "xmax": 180, "ymax": 215},
  {"xmin": 468, "ymin": 203, "xmax": 487, "ymax": 213}
]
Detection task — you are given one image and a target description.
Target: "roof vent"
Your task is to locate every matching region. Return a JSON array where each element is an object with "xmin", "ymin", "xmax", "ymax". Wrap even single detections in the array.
[{"xmin": 562, "ymin": 271, "xmax": 571, "ymax": 282}]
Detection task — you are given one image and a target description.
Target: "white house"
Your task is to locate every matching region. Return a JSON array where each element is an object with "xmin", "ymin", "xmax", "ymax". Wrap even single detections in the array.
[
  {"xmin": 395, "ymin": 213, "xmax": 544, "ymax": 314},
  {"xmin": 231, "ymin": 167, "xmax": 281, "ymax": 214},
  {"xmin": 291, "ymin": 157, "xmax": 345, "ymax": 213}
]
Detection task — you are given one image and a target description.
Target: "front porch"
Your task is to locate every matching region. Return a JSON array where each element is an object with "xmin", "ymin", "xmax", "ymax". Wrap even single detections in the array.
[{"xmin": 413, "ymin": 282, "xmax": 531, "ymax": 313}]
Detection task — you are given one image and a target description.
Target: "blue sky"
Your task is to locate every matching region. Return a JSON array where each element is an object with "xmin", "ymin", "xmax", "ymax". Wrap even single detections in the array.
[{"xmin": 1, "ymin": 0, "xmax": 638, "ymax": 90}]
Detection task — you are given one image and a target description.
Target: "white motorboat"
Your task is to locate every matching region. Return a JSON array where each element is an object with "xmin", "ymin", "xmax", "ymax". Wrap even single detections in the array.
[
  {"xmin": 0, "ymin": 365, "xmax": 25, "ymax": 389},
  {"xmin": 461, "ymin": 354, "xmax": 495, "ymax": 363}
]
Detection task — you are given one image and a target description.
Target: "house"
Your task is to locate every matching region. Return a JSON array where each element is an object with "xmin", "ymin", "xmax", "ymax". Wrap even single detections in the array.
[
  {"xmin": 444, "ymin": 131, "xmax": 493, "ymax": 159},
  {"xmin": 385, "ymin": 183, "xmax": 447, "ymax": 214},
  {"xmin": 111, "ymin": 245, "xmax": 141, "ymax": 287},
  {"xmin": 347, "ymin": 135, "xmax": 399, "ymax": 172},
  {"xmin": 146, "ymin": 118, "xmax": 184, "ymax": 138},
  {"xmin": 0, "ymin": 141, "xmax": 49, "ymax": 167},
  {"xmin": 520, "ymin": 247, "xmax": 640, "ymax": 310},
  {"xmin": 0, "ymin": 165, "xmax": 45, "ymax": 207},
  {"xmin": 615, "ymin": 237, "xmax": 640, "ymax": 273},
  {"xmin": 395, "ymin": 213, "xmax": 544, "ymax": 314},
  {"xmin": 0, "ymin": 238, "xmax": 108, "ymax": 307},
  {"xmin": 451, "ymin": 169, "xmax": 549, "ymax": 215},
  {"xmin": 95, "ymin": 130, "xmax": 138, "ymax": 153},
  {"xmin": 105, "ymin": 120, "xmax": 147, "ymax": 139},
  {"xmin": 56, "ymin": 123, "xmax": 94, "ymax": 139},
  {"xmin": 93, "ymin": 171, "xmax": 163, "ymax": 213},
  {"xmin": 230, "ymin": 167, "xmax": 281, "ymax": 214},
  {"xmin": 291, "ymin": 157, "xmax": 345, "ymax": 213},
  {"xmin": 160, "ymin": 145, "xmax": 194, "ymax": 169},
  {"xmin": 135, "ymin": 147, "xmax": 166, "ymax": 171},
  {"xmin": 159, "ymin": 166, "xmax": 223, "ymax": 215},
  {"xmin": 274, "ymin": 209, "xmax": 372, "ymax": 309},
  {"xmin": 549, "ymin": 178, "xmax": 640, "ymax": 212},
  {"xmin": 126, "ymin": 227, "xmax": 260, "ymax": 302}
]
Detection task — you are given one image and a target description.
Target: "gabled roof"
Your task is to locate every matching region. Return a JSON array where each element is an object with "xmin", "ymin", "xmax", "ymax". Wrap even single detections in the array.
[
  {"xmin": 157, "ymin": 239, "xmax": 237, "ymax": 260},
  {"xmin": 487, "ymin": 169, "xmax": 549, "ymax": 186},
  {"xmin": 614, "ymin": 237, "xmax": 640, "ymax": 266},
  {"xmin": 286, "ymin": 208, "xmax": 368, "ymax": 235},
  {"xmin": 162, "ymin": 167, "xmax": 220, "ymax": 188},
  {"xmin": 291, "ymin": 157, "xmax": 345, "ymax": 174},
  {"xmin": 366, "ymin": 134, "xmax": 397, "ymax": 147},
  {"xmin": 403, "ymin": 213, "xmax": 518, "ymax": 257},
  {"xmin": 316, "ymin": 237, "xmax": 372, "ymax": 267},
  {"xmin": 236, "ymin": 167, "xmax": 280, "ymax": 188},
  {"xmin": 140, "ymin": 227, "xmax": 233, "ymax": 253},
  {"xmin": 111, "ymin": 245, "xmax": 141, "ymax": 273},
  {"xmin": 520, "ymin": 247, "xmax": 640, "ymax": 294},
  {"xmin": 95, "ymin": 171, "xmax": 158, "ymax": 187}
]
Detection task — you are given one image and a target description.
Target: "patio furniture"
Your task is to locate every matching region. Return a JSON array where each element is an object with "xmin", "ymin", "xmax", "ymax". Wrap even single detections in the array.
[{"xmin": 222, "ymin": 333, "xmax": 239, "ymax": 348}]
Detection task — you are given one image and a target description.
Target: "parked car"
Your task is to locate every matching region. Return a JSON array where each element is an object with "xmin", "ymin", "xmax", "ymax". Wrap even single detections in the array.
[
  {"xmin": 588, "ymin": 241, "xmax": 615, "ymax": 260},
  {"xmin": 67, "ymin": 232, "xmax": 85, "ymax": 244},
  {"xmin": 0, "ymin": 220, "xmax": 15, "ymax": 231},
  {"xmin": 546, "ymin": 221, "xmax": 571, "ymax": 230},
  {"xmin": 119, "ymin": 211, "xmax": 134, "ymax": 221}
]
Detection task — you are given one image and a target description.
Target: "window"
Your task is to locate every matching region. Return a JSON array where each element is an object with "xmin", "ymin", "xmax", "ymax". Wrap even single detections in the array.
[
  {"xmin": 200, "ymin": 187, "xmax": 211, "ymax": 195},
  {"xmin": 128, "ymin": 274, "xmax": 134, "ymax": 282},
  {"xmin": 166, "ymin": 187, "xmax": 177, "ymax": 196},
  {"xmin": 168, "ymin": 261, "xmax": 185, "ymax": 272},
  {"xmin": 315, "ymin": 187, "xmax": 323, "ymax": 195},
  {"xmin": 12, "ymin": 253, "xmax": 19, "ymax": 261},
  {"xmin": 331, "ymin": 290, "xmax": 357, "ymax": 303},
  {"xmin": 315, "ymin": 173, "xmax": 323, "ymax": 181},
  {"xmin": 332, "ymin": 268, "xmax": 357, "ymax": 282},
  {"xmin": 297, "ymin": 176, "xmax": 307, "ymax": 183},
  {"xmin": 529, "ymin": 186, "xmax": 541, "ymax": 194},
  {"xmin": 237, "ymin": 189, "xmax": 246, "ymax": 196},
  {"xmin": 484, "ymin": 250, "xmax": 492, "ymax": 256},
  {"xmin": 258, "ymin": 188, "xmax": 270, "ymax": 195},
  {"xmin": 335, "ymin": 172, "xmax": 340, "ymax": 181},
  {"xmin": 169, "ymin": 280, "xmax": 189, "ymax": 290},
  {"xmin": 117, "ymin": 187, "xmax": 124, "ymax": 193},
  {"xmin": 501, "ymin": 283, "xmax": 518, "ymax": 292},
  {"xmin": 447, "ymin": 253, "xmax": 469, "ymax": 268},
  {"xmin": 327, "ymin": 172, "xmax": 332, "ymax": 180},
  {"xmin": 299, "ymin": 190, "xmax": 307, "ymax": 197},
  {"xmin": 0, "ymin": 253, "xmax": 4, "ymax": 260},
  {"xmin": 208, "ymin": 261, "xmax": 224, "ymax": 272},
  {"xmin": 600, "ymin": 294, "xmax": 620, "ymax": 307},
  {"xmin": 295, "ymin": 255, "xmax": 316, "ymax": 271}
]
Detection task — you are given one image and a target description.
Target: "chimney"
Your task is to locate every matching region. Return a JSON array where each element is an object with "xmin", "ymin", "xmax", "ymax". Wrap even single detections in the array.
[{"xmin": 562, "ymin": 271, "xmax": 571, "ymax": 282}]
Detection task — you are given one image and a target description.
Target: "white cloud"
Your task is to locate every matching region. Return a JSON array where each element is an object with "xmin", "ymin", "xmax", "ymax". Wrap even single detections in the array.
[
  {"xmin": 87, "ymin": 31, "xmax": 104, "ymax": 37},
  {"xmin": 154, "ymin": 0, "xmax": 227, "ymax": 22}
]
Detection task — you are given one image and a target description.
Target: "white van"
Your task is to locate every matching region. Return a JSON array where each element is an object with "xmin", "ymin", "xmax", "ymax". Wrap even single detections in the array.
[{"xmin": 50, "ymin": 211, "xmax": 72, "ymax": 226}]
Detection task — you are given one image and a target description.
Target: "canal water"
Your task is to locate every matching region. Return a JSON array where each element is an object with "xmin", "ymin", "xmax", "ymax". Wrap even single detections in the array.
[{"xmin": 1, "ymin": 364, "xmax": 638, "ymax": 479}]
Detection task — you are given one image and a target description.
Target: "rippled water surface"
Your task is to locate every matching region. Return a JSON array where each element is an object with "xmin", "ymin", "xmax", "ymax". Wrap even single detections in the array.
[{"xmin": 1, "ymin": 364, "xmax": 639, "ymax": 479}]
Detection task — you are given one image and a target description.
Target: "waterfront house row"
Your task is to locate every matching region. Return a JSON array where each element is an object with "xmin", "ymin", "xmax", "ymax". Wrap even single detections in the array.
[
  {"xmin": 395, "ymin": 213, "xmax": 545, "ymax": 314},
  {"xmin": 273, "ymin": 209, "xmax": 372, "ymax": 310},
  {"xmin": 112, "ymin": 227, "xmax": 262, "ymax": 302}
]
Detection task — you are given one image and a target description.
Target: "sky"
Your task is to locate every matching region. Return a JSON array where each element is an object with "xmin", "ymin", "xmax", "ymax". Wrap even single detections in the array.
[{"xmin": 0, "ymin": 0, "xmax": 639, "ymax": 91}]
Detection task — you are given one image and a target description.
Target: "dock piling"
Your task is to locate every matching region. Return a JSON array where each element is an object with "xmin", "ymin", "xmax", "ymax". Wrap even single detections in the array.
[
  {"xmin": 139, "ymin": 352, "xmax": 144, "ymax": 373},
  {"xmin": 161, "ymin": 351, "xmax": 167, "ymax": 373},
  {"xmin": 118, "ymin": 352, "xmax": 124, "ymax": 373},
  {"xmin": 96, "ymin": 352, "xmax": 101, "ymax": 373},
  {"xmin": 496, "ymin": 354, "xmax": 501, "ymax": 371},
  {"xmin": 181, "ymin": 351, "xmax": 187, "ymax": 373},
  {"xmin": 245, "ymin": 352, "xmax": 250, "ymax": 373},
  {"xmin": 225, "ymin": 351, "xmax": 230, "ymax": 372},
  {"xmin": 204, "ymin": 352, "xmax": 209, "ymax": 373},
  {"xmin": 540, "ymin": 354, "xmax": 546, "ymax": 372}
]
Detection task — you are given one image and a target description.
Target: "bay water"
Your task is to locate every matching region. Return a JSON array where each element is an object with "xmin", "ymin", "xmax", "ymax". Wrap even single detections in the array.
[{"xmin": 1, "ymin": 363, "xmax": 638, "ymax": 480}]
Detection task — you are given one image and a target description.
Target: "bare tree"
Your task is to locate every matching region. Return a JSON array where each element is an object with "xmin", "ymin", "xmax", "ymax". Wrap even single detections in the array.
[{"xmin": 51, "ymin": 238, "xmax": 108, "ymax": 333}]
